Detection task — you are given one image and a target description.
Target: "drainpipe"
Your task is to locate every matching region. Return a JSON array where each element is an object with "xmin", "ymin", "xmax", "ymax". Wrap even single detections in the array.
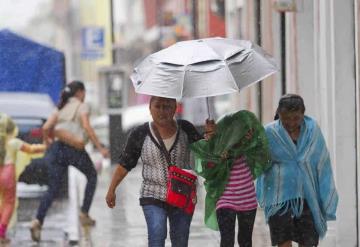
[
  {"xmin": 354, "ymin": 0, "xmax": 360, "ymax": 243},
  {"xmin": 255, "ymin": 0, "xmax": 263, "ymax": 121},
  {"xmin": 280, "ymin": 12, "xmax": 286, "ymax": 94}
]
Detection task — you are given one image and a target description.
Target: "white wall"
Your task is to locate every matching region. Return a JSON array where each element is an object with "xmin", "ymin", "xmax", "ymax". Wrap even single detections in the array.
[
  {"xmin": 331, "ymin": 0, "xmax": 357, "ymax": 245},
  {"xmin": 312, "ymin": 0, "xmax": 337, "ymax": 244},
  {"xmin": 356, "ymin": 0, "xmax": 360, "ymax": 242},
  {"xmin": 241, "ymin": 0, "xmax": 358, "ymax": 245},
  {"xmin": 294, "ymin": 0, "xmax": 316, "ymax": 114},
  {"xmin": 296, "ymin": 0, "xmax": 357, "ymax": 246},
  {"xmin": 225, "ymin": 0, "xmax": 359, "ymax": 245},
  {"xmin": 276, "ymin": 0, "xmax": 358, "ymax": 245}
]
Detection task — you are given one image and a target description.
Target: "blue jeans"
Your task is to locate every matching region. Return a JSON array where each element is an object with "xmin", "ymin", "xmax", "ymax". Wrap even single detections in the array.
[
  {"xmin": 36, "ymin": 141, "xmax": 97, "ymax": 224},
  {"xmin": 142, "ymin": 204, "xmax": 192, "ymax": 247}
]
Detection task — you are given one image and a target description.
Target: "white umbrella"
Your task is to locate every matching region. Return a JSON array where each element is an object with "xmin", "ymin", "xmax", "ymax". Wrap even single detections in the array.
[{"xmin": 130, "ymin": 37, "xmax": 278, "ymax": 100}]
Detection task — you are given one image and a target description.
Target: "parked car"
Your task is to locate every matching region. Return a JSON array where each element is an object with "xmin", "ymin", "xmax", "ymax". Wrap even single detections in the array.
[
  {"xmin": 122, "ymin": 104, "xmax": 152, "ymax": 132},
  {"xmin": 90, "ymin": 104, "xmax": 152, "ymax": 146},
  {"xmin": 0, "ymin": 92, "xmax": 56, "ymax": 197},
  {"xmin": 0, "ymin": 92, "xmax": 56, "ymax": 143},
  {"xmin": 89, "ymin": 104, "xmax": 152, "ymax": 166}
]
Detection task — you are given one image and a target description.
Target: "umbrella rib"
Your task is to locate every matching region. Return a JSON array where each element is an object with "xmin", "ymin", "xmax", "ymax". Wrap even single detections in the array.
[
  {"xmin": 180, "ymin": 65, "xmax": 187, "ymax": 97},
  {"xmin": 224, "ymin": 60, "xmax": 239, "ymax": 91},
  {"xmin": 250, "ymin": 70, "xmax": 278, "ymax": 85}
]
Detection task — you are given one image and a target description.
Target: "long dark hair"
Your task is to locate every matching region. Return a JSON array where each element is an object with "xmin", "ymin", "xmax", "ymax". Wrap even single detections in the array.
[
  {"xmin": 57, "ymin": 80, "xmax": 85, "ymax": 110},
  {"xmin": 274, "ymin": 94, "xmax": 306, "ymax": 120}
]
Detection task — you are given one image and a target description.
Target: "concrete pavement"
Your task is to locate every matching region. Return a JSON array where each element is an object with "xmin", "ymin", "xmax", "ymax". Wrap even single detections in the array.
[
  {"xmin": 8, "ymin": 162, "xmax": 337, "ymax": 246},
  {"xmin": 77, "ymin": 164, "xmax": 272, "ymax": 247},
  {"xmin": 6, "ymin": 168, "xmax": 80, "ymax": 246},
  {"xmin": 79, "ymin": 164, "xmax": 337, "ymax": 247},
  {"xmin": 8, "ymin": 197, "xmax": 70, "ymax": 246}
]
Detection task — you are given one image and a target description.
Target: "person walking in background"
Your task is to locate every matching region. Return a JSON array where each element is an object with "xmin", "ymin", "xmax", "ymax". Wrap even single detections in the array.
[
  {"xmin": 30, "ymin": 80, "xmax": 109, "ymax": 242},
  {"xmin": 0, "ymin": 113, "xmax": 46, "ymax": 244},
  {"xmin": 105, "ymin": 96, "xmax": 215, "ymax": 247},
  {"xmin": 256, "ymin": 94, "xmax": 338, "ymax": 247},
  {"xmin": 190, "ymin": 110, "xmax": 271, "ymax": 247}
]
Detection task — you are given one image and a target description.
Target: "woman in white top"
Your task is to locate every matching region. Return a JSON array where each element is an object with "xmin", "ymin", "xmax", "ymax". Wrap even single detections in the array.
[{"xmin": 30, "ymin": 80, "xmax": 109, "ymax": 242}]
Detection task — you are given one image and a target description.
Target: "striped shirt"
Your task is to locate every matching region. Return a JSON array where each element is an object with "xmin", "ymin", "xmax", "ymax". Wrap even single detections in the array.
[{"xmin": 216, "ymin": 156, "xmax": 257, "ymax": 211}]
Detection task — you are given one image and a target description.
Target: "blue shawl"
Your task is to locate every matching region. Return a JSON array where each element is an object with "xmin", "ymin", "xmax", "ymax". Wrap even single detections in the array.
[{"xmin": 256, "ymin": 116, "xmax": 338, "ymax": 238}]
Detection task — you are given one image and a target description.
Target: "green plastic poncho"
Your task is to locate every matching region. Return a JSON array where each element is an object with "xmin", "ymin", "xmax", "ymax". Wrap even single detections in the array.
[{"xmin": 190, "ymin": 110, "xmax": 271, "ymax": 230}]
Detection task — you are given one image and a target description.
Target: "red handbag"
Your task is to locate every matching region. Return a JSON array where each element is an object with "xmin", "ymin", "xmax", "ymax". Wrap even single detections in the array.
[
  {"xmin": 167, "ymin": 165, "xmax": 197, "ymax": 215},
  {"xmin": 152, "ymin": 124, "xmax": 197, "ymax": 215}
]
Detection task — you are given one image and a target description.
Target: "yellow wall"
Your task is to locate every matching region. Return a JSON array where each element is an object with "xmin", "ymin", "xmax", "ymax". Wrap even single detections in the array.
[{"xmin": 79, "ymin": 0, "xmax": 112, "ymax": 82}]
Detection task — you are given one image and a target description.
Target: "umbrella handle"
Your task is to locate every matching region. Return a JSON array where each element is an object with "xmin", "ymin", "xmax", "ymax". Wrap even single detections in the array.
[
  {"xmin": 206, "ymin": 97, "xmax": 213, "ymax": 121},
  {"xmin": 205, "ymin": 98, "xmax": 215, "ymax": 140}
]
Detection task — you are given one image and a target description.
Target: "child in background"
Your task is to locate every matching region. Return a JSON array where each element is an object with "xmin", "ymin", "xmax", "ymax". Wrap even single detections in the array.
[{"xmin": 0, "ymin": 113, "xmax": 46, "ymax": 243}]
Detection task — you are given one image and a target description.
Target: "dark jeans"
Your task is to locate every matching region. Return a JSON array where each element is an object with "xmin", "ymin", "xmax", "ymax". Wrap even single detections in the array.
[
  {"xmin": 216, "ymin": 208, "xmax": 257, "ymax": 247},
  {"xmin": 142, "ymin": 204, "xmax": 192, "ymax": 247},
  {"xmin": 36, "ymin": 141, "xmax": 97, "ymax": 224}
]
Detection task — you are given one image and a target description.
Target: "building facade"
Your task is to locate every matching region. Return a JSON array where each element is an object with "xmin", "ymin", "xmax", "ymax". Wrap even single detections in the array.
[{"xmin": 225, "ymin": 0, "xmax": 360, "ymax": 245}]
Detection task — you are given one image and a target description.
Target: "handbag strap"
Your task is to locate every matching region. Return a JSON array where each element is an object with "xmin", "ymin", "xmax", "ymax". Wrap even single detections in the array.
[
  {"xmin": 70, "ymin": 102, "xmax": 82, "ymax": 122},
  {"xmin": 151, "ymin": 123, "xmax": 172, "ymax": 166}
]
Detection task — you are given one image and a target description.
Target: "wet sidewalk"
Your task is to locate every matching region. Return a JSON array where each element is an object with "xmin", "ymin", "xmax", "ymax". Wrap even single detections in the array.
[
  {"xmin": 6, "ymin": 167, "xmax": 81, "ymax": 247},
  {"xmin": 79, "ymin": 164, "xmax": 337, "ymax": 247},
  {"xmin": 76, "ymin": 164, "xmax": 272, "ymax": 247},
  {"xmin": 8, "ymin": 197, "xmax": 71, "ymax": 246},
  {"xmin": 8, "ymin": 163, "xmax": 337, "ymax": 246}
]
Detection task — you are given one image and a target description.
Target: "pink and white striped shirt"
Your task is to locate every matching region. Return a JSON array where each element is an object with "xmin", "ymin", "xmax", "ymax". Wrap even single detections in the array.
[{"xmin": 216, "ymin": 156, "xmax": 257, "ymax": 211}]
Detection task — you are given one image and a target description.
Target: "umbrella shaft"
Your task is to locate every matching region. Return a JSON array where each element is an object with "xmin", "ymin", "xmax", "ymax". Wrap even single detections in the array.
[{"xmin": 206, "ymin": 97, "xmax": 211, "ymax": 120}]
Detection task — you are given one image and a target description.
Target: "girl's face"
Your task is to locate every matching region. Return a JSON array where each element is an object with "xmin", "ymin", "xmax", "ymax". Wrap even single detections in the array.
[
  {"xmin": 278, "ymin": 110, "xmax": 304, "ymax": 134},
  {"xmin": 150, "ymin": 97, "xmax": 176, "ymax": 127}
]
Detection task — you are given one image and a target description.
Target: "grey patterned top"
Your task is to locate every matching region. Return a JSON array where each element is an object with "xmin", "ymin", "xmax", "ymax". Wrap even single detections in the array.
[{"xmin": 118, "ymin": 120, "xmax": 202, "ymax": 205}]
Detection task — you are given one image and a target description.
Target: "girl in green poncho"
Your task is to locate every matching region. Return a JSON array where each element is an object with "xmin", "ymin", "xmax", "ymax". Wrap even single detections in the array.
[{"xmin": 190, "ymin": 110, "xmax": 271, "ymax": 247}]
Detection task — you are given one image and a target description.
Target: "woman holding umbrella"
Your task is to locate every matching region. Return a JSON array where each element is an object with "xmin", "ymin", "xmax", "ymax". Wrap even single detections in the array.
[
  {"xmin": 123, "ymin": 37, "xmax": 277, "ymax": 247},
  {"xmin": 106, "ymin": 96, "xmax": 215, "ymax": 247}
]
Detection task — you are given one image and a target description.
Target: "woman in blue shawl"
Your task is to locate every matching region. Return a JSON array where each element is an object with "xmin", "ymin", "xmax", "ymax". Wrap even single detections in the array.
[{"xmin": 256, "ymin": 94, "xmax": 338, "ymax": 247}]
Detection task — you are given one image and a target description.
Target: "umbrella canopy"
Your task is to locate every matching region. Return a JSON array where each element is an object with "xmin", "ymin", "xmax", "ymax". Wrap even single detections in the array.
[{"xmin": 130, "ymin": 37, "xmax": 278, "ymax": 99}]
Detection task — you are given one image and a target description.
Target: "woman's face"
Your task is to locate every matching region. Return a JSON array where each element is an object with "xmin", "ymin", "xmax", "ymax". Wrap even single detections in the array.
[
  {"xmin": 279, "ymin": 110, "xmax": 304, "ymax": 134},
  {"xmin": 75, "ymin": 89, "xmax": 86, "ymax": 102},
  {"xmin": 149, "ymin": 97, "xmax": 176, "ymax": 127}
]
